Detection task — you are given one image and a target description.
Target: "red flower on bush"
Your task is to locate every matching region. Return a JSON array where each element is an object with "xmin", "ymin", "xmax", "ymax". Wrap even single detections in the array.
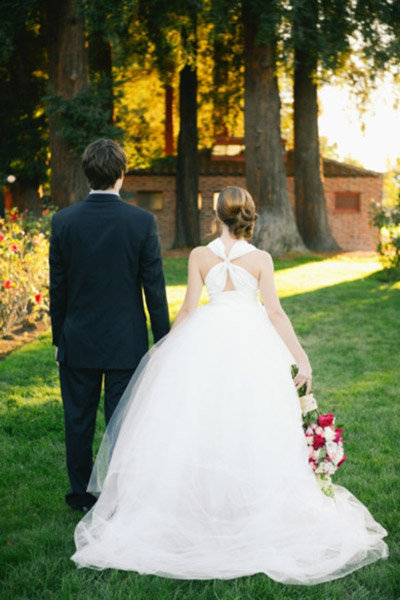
[
  {"xmin": 10, "ymin": 244, "xmax": 18, "ymax": 252},
  {"xmin": 10, "ymin": 213, "xmax": 18, "ymax": 222},
  {"xmin": 42, "ymin": 209, "xmax": 50, "ymax": 216},
  {"xmin": 34, "ymin": 293, "xmax": 42, "ymax": 304},
  {"xmin": 313, "ymin": 434, "xmax": 325, "ymax": 450},
  {"xmin": 4, "ymin": 280, "xmax": 12, "ymax": 289},
  {"xmin": 0, "ymin": 232, "xmax": 4, "ymax": 242},
  {"xmin": 317, "ymin": 413, "xmax": 335, "ymax": 427}
]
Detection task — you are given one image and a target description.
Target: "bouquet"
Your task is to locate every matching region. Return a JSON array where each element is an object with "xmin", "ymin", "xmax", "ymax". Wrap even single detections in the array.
[{"xmin": 292, "ymin": 366, "xmax": 346, "ymax": 497}]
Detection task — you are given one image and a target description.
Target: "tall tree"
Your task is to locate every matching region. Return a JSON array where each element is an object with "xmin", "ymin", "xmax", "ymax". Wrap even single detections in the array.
[
  {"xmin": 138, "ymin": 0, "xmax": 201, "ymax": 247},
  {"xmin": 164, "ymin": 83, "xmax": 174, "ymax": 154},
  {"xmin": 173, "ymin": 13, "xmax": 200, "ymax": 247},
  {"xmin": 242, "ymin": 1, "xmax": 305, "ymax": 254},
  {"xmin": 207, "ymin": 20, "xmax": 244, "ymax": 140},
  {"xmin": 291, "ymin": 0, "xmax": 343, "ymax": 250},
  {"xmin": 88, "ymin": 31, "xmax": 114, "ymax": 124},
  {"xmin": 44, "ymin": 0, "xmax": 90, "ymax": 207},
  {"xmin": 290, "ymin": 0, "xmax": 400, "ymax": 250},
  {"xmin": 77, "ymin": 0, "xmax": 137, "ymax": 124},
  {"xmin": 0, "ymin": 0, "xmax": 48, "ymax": 213}
]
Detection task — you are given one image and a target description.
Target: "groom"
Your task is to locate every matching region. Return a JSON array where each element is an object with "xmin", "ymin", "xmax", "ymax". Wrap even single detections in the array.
[{"xmin": 49, "ymin": 138, "xmax": 170, "ymax": 512}]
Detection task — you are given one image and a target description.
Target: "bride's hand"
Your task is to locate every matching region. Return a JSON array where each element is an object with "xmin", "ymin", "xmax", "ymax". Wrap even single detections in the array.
[{"xmin": 294, "ymin": 360, "xmax": 312, "ymax": 394}]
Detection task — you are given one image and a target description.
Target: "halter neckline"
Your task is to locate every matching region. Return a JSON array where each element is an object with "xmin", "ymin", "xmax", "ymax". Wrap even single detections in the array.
[{"xmin": 208, "ymin": 237, "xmax": 253, "ymax": 261}]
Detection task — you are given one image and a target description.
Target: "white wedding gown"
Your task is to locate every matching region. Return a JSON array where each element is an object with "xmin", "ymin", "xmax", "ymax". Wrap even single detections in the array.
[{"xmin": 71, "ymin": 238, "xmax": 388, "ymax": 584}]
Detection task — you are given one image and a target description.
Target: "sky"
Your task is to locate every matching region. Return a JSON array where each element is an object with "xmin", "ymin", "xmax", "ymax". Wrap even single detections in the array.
[{"xmin": 318, "ymin": 77, "xmax": 400, "ymax": 173}]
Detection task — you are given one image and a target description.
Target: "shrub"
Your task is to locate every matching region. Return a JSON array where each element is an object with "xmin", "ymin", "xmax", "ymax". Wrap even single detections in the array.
[
  {"xmin": 0, "ymin": 207, "xmax": 54, "ymax": 336},
  {"xmin": 370, "ymin": 196, "xmax": 400, "ymax": 281}
]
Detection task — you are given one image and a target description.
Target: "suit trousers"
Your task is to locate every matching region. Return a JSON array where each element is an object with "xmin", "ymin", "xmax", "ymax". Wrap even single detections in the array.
[{"xmin": 59, "ymin": 364, "xmax": 135, "ymax": 509}]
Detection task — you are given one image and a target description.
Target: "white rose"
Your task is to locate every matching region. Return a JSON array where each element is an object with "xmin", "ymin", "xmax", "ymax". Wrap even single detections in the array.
[
  {"xmin": 317, "ymin": 460, "xmax": 334, "ymax": 476},
  {"xmin": 324, "ymin": 427, "xmax": 336, "ymax": 442},
  {"xmin": 326, "ymin": 441, "xmax": 338, "ymax": 459},
  {"xmin": 333, "ymin": 446, "xmax": 344, "ymax": 465},
  {"xmin": 325, "ymin": 461, "xmax": 337, "ymax": 475},
  {"xmin": 313, "ymin": 449, "xmax": 321, "ymax": 462}
]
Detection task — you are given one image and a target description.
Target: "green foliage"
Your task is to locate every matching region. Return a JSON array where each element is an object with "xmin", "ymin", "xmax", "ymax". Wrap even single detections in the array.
[
  {"xmin": 137, "ymin": 0, "xmax": 202, "ymax": 76},
  {"xmin": 287, "ymin": 0, "xmax": 355, "ymax": 79},
  {"xmin": 45, "ymin": 85, "xmax": 123, "ymax": 156},
  {"xmin": 150, "ymin": 155, "xmax": 178, "ymax": 173},
  {"xmin": 355, "ymin": 0, "xmax": 400, "ymax": 69},
  {"xmin": 76, "ymin": 0, "xmax": 136, "ymax": 40},
  {"xmin": 371, "ymin": 197, "xmax": 400, "ymax": 281},
  {"xmin": 0, "ymin": 0, "xmax": 48, "ymax": 187},
  {"xmin": 0, "ymin": 207, "xmax": 54, "ymax": 335},
  {"xmin": 383, "ymin": 158, "xmax": 400, "ymax": 208}
]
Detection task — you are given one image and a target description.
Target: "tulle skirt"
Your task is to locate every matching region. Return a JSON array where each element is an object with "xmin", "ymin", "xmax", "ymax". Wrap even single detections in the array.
[{"xmin": 71, "ymin": 293, "xmax": 388, "ymax": 584}]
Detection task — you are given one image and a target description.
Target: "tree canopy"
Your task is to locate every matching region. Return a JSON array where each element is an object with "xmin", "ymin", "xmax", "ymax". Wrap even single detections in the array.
[{"xmin": 1, "ymin": 0, "xmax": 399, "ymax": 249}]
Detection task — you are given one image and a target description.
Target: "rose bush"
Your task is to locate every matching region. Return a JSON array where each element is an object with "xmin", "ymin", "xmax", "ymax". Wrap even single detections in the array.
[
  {"xmin": 0, "ymin": 207, "xmax": 55, "ymax": 336},
  {"xmin": 370, "ymin": 196, "xmax": 400, "ymax": 281}
]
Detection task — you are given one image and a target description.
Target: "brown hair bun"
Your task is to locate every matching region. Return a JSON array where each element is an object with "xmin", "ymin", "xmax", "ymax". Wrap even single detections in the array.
[{"xmin": 216, "ymin": 187, "xmax": 258, "ymax": 240}]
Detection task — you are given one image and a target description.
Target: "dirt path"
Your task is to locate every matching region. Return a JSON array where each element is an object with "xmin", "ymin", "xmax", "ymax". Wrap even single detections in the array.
[{"xmin": 0, "ymin": 319, "xmax": 50, "ymax": 362}]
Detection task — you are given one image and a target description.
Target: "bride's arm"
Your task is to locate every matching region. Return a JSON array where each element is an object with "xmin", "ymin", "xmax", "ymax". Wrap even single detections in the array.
[
  {"xmin": 171, "ymin": 248, "xmax": 204, "ymax": 330},
  {"xmin": 258, "ymin": 251, "xmax": 312, "ymax": 393}
]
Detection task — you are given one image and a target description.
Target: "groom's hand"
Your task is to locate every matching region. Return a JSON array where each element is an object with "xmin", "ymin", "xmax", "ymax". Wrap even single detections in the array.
[{"xmin": 55, "ymin": 347, "xmax": 59, "ymax": 366}]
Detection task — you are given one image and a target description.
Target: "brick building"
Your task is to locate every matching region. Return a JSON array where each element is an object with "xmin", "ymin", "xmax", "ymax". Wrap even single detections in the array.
[{"xmin": 123, "ymin": 147, "xmax": 382, "ymax": 251}]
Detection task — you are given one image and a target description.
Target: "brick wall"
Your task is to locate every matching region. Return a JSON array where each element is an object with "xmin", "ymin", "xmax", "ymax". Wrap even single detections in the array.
[
  {"xmin": 286, "ymin": 176, "xmax": 382, "ymax": 251},
  {"xmin": 124, "ymin": 173, "xmax": 382, "ymax": 252}
]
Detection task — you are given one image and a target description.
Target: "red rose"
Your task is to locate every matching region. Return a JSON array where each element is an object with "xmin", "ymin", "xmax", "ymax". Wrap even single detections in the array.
[
  {"xmin": 11, "ymin": 213, "xmax": 18, "ymax": 221},
  {"xmin": 10, "ymin": 244, "xmax": 18, "ymax": 252},
  {"xmin": 313, "ymin": 434, "xmax": 325, "ymax": 450},
  {"xmin": 4, "ymin": 280, "xmax": 12, "ymax": 289},
  {"xmin": 0, "ymin": 232, "xmax": 4, "ymax": 242},
  {"xmin": 337, "ymin": 454, "xmax": 347, "ymax": 467},
  {"xmin": 42, "ymin": 209, "xmax": 49, "ymax": 215},
  {"xmin": 334, "ymin": 428, "xmax": 343, "ymax": 443},
  {"xmin": 34, "ymin": 293, "xmax": 42, "ymax": 303},
  {"xmin": 318, "ymin": 413, "xmax": 335, "ymax": 427}
]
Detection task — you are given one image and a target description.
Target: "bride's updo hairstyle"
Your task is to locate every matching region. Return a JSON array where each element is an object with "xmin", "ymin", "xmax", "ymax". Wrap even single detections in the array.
[{"xmin": 216, "ymin": 186, "xmax": 258, "ymax": 240}]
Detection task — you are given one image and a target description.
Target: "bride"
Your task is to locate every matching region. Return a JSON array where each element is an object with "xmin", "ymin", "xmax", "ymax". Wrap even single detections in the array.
[{"xmin": 71, "ymin": 186, "xmax": 388, "ymax": 584}]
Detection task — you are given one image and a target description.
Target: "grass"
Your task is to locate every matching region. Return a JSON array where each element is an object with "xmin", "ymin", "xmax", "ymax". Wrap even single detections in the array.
[{"xmin": 1, "ymin": 254, "xmax": 400, "ymax": 600}]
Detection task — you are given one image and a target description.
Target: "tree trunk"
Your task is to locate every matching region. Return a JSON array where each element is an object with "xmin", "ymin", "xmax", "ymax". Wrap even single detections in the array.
[
  {"xmin": 294, "ymin": 49, "xmax": 339, "ymax": 250},
  {"xmin": 11, "ymin": 184, "xmax": 41, "ymax": 216},
  {"xmin": 243, "ymin": 5, "xmax": 305, "ymax": 255},
  {"xmin": 212, "ymin": 37, "xmax": 229, "ymax": 136},
  {"xmin": 89, "ymin": 32, "xmax": 114, "ymax": 124},
  {"xmin": 164, "ymin": 83, "xmax": 174, "ymax": 155},
  {"xmin": 173, "ymin": 64, "xmax": 200, "ymax": 247},
  {"xmin": 45, "ymin": 0, "xmax": 89, "ymax": 208}
]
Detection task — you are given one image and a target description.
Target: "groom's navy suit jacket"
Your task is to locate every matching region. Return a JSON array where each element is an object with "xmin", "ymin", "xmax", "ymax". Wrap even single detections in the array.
[{"xmin": 49, "ymin": 193, "xmax": 170, "ymax": 370}]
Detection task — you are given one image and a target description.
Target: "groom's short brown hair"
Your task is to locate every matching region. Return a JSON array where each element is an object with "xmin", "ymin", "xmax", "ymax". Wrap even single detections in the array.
[{"xmin": 82, "ymin": 138, "xmax": 127, "ymax": 190}]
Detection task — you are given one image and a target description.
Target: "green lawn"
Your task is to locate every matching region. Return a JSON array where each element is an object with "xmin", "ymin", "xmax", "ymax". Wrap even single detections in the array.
[{"xmin": 1, "ymin": 255, "xmax": 399, "ymax": 600}]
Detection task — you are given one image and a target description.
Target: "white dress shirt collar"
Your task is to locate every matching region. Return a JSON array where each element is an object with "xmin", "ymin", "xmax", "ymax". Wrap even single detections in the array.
[{"xmin": 89, "ymin": 189, "xmax": 120, "ymax": 196}]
